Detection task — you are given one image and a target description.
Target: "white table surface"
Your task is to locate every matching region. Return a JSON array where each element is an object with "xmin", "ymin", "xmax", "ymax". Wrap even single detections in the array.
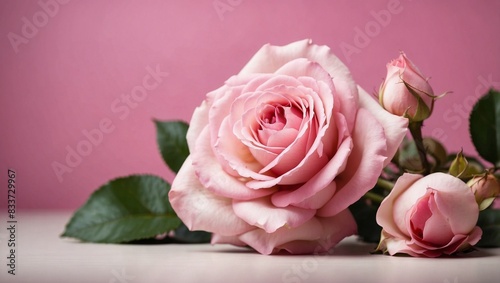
[{"xmin": 0, "ymin": 211, "xmax": 499, "ymax": 283}]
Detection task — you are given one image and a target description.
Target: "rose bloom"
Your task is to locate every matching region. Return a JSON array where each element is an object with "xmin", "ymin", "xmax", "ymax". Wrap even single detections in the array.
[
  {"xmin": 379, "ymin": 52, "xmax": 435, "ymax": 122},
  {"xmin": 169, "ymin": 39, "xmax": 408, "ymax": 255},
  {"xmin": 376, "ymin": 173, "xmax": 482, "ymax": 257}
]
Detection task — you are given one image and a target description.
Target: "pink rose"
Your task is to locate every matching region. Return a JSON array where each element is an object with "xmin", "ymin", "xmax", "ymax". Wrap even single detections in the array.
[
  {"xmin": 376, "ymin": 173, "xmax": 482, "ymax": 257},
  {"xmin": 379, "ymin": 52, "xmax": 435, "ymax": 122},
  {"xmin": 169, "ymin": 39, "xmax": 408, "ymax": 254}
]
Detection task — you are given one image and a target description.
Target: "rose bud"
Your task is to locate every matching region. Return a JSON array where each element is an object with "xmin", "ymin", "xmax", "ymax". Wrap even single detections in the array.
[
  {"xmin": 379, "ymin": 52, "xmax": 435, "ymax": 122},
  {"xmin": 376, "ymin": 173, "xmax": 482, "ymax": 257},
  {"xmin": 467, "ymin": 173, "xmax": 500, "ymax": 210},
  {"xmin": 493, "ymin": 198, "xmax": 500, "ymax": 209}
]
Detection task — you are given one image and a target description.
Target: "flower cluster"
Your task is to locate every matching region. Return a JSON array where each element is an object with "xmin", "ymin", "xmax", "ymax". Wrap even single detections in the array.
[
  {"xmin": 63, "ymin": 40, "xmax": 500, "ymax": 258},
  {"xmin": 374, "ymin": 53, "xmax": 499, "ymax": 257},
  {"xmin": 168, "ymin": 40, "xmax": 500, "ymax": 256}
]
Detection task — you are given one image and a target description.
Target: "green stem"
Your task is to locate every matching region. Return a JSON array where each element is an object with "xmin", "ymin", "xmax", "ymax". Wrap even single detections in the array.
[
  {"xmin": 377, "ymin": 178, "xmax": 395, "ymax": 191},
  {"xmin": 364, "ymin": 191, "xmax": 384, "ymax": 204},
  {"xmin": 409, "ymin": 121, "xmax": 431, "ymax": 175}
]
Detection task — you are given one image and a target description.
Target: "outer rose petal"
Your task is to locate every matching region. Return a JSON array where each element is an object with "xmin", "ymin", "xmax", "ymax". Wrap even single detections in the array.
[
  {"xmin": 287, "ymin": 182, "xmax": 337, "ymax": 210},
  {"xmin": 384, "ymin": 227, "xmax": 482, "ymax": 257},
  {"xmin": 169, "ymin": 157, "xmax": 254, "ymax": 236},
  {"xmin": 233, "ymin": 198, "xmax": 316, "ymax": 233},
  {"xmin": 447, "ymin": 227, "xmax": 482, "ymax": 253},
  {"xmin": 318, "ymin": 108, "xmax": 387, "ymax": 217},
  {"xmin": 381, "ymin": 232, "xmax": 421, "ymax": 257},
  {"xmin": 376, "ymin": 173, "xmax": 422, "ymax": 239},
  {"xmin": 432, "ymin": 187, "xmax": 479, "ymax": 234},
  {"xmin": 211, "ymin": 234, "xmax": 247, "ymax": 247},
  {"xmin": 277, "ymin": 211, "xmax": 357, "ymax": 254},
  {"xmin": 186, "ymin": 99, "xmax": 212, "ymax": 150},
  {"xmin": 237, "ymin": 209, "xmax": 356, "ymax": 255},
  {"xmin": 357, "ymin": 86, "xmax": 408, "ymax": 166}
]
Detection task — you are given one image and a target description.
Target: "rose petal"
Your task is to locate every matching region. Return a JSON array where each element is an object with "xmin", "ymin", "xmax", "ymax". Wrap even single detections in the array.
[
  {"xmin": 252, "ymin": 74, "xmax": 304, "ymax": 93},
  {"xmin": 225, "ymin": 73, "xmax": 272, "ymax": 89},
  {"xmin": 270, "ymin": 115, "xmax": 352, "ymax": 208},
  {"xmin": 408, "ymin": 191, "xmax": 433, "ymax": 239},
  {"xmin": 398, "ymin": 53, "xmax": 435, "ymax": 99},
  {"xmin": 209, "ymin": 84, "xmax": 246, "ymax": 146},
  {"xmin": 376, "ymin": 173, "xmax": 423, "ymax": 240},
  {"xmin": 277, "ymin": 210, "xmax": 357, "ymax": 254},
  {"xmin": 446, "ymin": 226, "xmax": 482, "ymax": 253},
  {"xmin": 411, "ymin": 190, "xmax": 455, "ymax": 246},
  {"xmin": 238, "ymin": 217, "xmax": 323, "ymax": 255},
  {"xmin": 357, "ymin": 86, "xmax": 408, "ymax": 166},
  {"xmin": 424, "ymin": 191, "xmax": 455, "ymax": 245},
  {"xmin": 318, "ymin": 108, "xmax": 387, "ymax": 217},
  {"xmin": 169, "ymin": 156, "xmax": 254, "ymax": 236},
  {"xmin": 432, "ymin": 186, "xmax": 479, "ymax": 235},
  {"xmin": 186, "ymin": 99, "xmax": 212, "ymax": 150},
  {"xmin": 274, "ymin": 58, "xmax": 335, "ymax": 91},
  {"xmin": 383, "ymin": 236, "xmax": 421, "ymax": 257},
  {"xmin": 232, "ymin": 197, "xmax": 316, "ymax": 233},
  {"xmin": 408, "ymin": 227, "xmax": 482, "ymax": 257},
  {"xmin": 237, "ymin": 209, "xmax": 356, "ymax": 255},
  {"xmin": 215, "ymin": 117, "xmax": 267, "ymax": 179},
  {"xmin": 288, "ymin": 182, "xmax": 337, "ymax": 209},
  {"xmin": 211, "ymin": 233, "xmax": 248, "ymax": 247},
  {"xmin": 193, "ymin": 127, "xmax": 276, "ymax": 199}
]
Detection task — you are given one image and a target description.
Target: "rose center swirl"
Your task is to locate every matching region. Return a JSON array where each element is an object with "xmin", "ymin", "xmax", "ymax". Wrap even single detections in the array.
[{"xmin": 255, "ymin": 102, "xmax": 303, "ymax": 146}]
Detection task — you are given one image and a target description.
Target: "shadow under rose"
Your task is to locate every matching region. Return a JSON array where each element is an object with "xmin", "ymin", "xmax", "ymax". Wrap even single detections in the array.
[
  {"xmin": 441, "ymin": 248, "xmax": 497, "ymax": 259},
  {"xmin": 331, "ymin": 240, "xmax": 377, "ymax": 256},
  {"xmin": 198, "ymin": 247, "xmax": 258, "ymax": 254},
  {"xmin": 368, "ymin": 247, "xmax": 497, "ymax": 259}
]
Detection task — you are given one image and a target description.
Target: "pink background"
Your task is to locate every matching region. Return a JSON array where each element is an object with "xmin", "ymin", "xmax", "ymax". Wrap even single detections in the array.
[{"xmin": 1, "ymin": 0, "xmax": 500, "ymax": 210}]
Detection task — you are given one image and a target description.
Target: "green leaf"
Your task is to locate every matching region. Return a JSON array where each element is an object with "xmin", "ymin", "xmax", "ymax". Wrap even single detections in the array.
[
  {"xmin": 155, "ymin": 120, "xmax": 190, "ymax": 173},
  {"xmin": 61, "ymin": 175, "xmax": 181, "ymax": 243},
  {"xmin": 469, "ymin": 89, "xmax": 500, "ymax": 166},
  {"xmin": 476, "ymin": 208, "xmax": 500, "ymax": 248}
]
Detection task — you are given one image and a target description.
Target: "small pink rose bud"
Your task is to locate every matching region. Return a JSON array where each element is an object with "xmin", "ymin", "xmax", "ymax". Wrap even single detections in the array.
[
  {"xmin": 493, "ymin": 198, "xmax": 500, "ymax": 209},
  {"xmin": 467, "ymin": 173, "xmax": 500, "ymax": 210},
  {"xmin": 379, "ymin": 52, "xmax": 435, "ymax": 122}
]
